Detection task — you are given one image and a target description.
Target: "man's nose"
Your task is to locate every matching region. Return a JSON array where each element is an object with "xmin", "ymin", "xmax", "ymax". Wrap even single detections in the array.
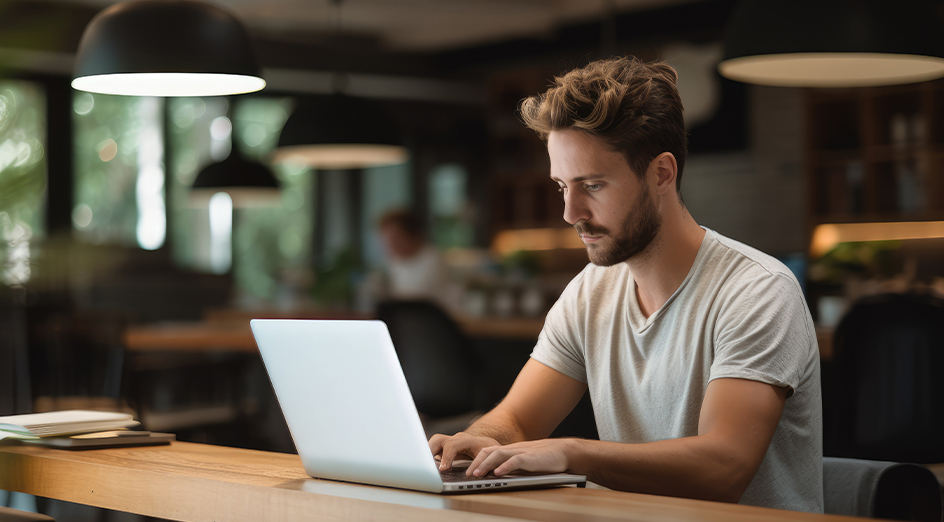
[{"xmin": 562, "ymin": 192, "xmax": 590, "ymax": 225}]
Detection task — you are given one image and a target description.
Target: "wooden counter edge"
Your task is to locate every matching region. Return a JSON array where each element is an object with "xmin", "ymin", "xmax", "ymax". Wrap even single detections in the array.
[
  {"xmin": 0, "ymin": 443, "xmax": 515, "ymax": 522},
  {"xmin": 0, "ymin": 442, "xmax": 868, "ymax": 522}
]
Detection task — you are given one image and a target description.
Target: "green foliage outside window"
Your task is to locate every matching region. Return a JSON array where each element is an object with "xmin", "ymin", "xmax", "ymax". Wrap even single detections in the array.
[
  {"xmin": 232, "ymin": 98, "xmax": 313, "ymax": 301},
  {"xmin": 73, "ymin": 92, "xmax": 164, "ymax": 248},
  {"xmin": 0, "ymin": 81, "xmax": 45, "ymax": 286}
]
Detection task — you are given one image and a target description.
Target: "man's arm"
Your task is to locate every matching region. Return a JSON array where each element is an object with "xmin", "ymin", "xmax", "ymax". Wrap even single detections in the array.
[
  {"xmin": 428, "ymin": 359, "xmax": 587, "ymax": 470},
  {"xmin": 466, "ymin": 377, "xmax": 787, "ymax": 503}
]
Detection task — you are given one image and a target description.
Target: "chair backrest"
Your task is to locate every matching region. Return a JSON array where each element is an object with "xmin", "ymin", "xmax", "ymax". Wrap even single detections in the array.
[
  {"xmin": 823, "ymin": 292, "xmax": 944, "ymax": 463},
  {"xmin": 823, "ymin": 457, "xmax": 942, "ymax": 521},
  {"xmin": 375, "ymin": 300, "xmax": 484, "ymax": 418}
]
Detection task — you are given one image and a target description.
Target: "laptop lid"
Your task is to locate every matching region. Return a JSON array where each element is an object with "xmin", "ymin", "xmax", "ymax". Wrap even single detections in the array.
[{"xmin": 252, "ymin": 319, "xmax": 444, "ymax": 493}]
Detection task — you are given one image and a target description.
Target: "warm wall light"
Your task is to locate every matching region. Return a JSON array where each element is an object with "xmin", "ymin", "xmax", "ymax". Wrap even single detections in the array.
[
  {"xmin": 72, "ymin": 0, "xmax": 265, "ymax": 97},
  {"xmin": 810, "ymin": 221, "xmax": 944, "ymax": 257},
  {"xmin": 720, "ymin": 1, "xmax": 944, "ymax": 87},
  {"xmin": 491, "ymin": 228, "xmax": 584, "ymax": 256}
]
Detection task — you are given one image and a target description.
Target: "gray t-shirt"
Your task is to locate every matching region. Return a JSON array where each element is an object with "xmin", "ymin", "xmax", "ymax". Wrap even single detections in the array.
[{"xmin": 531, "ymin": 228, "xmax": 823, "ymax": 513}]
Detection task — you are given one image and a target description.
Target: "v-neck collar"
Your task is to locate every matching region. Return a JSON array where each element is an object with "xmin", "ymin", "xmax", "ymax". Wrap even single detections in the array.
[{"xmin": 625, "ymin": 228, "xmax": 714, "ymax": 334}]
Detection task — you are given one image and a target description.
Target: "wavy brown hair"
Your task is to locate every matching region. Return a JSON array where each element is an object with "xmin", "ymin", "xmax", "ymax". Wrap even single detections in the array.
[{"xmin": 520, "ymin": 57, "xmax": 687, "ymax": 198}]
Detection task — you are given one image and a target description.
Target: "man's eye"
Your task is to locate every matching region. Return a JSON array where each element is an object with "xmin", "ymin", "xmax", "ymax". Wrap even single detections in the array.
[{"xmin": 585, "ymin": 184, "xmax": 601, "ymax": 191}]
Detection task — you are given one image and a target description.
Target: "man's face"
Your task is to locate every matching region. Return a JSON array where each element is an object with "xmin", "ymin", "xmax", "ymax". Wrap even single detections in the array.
[{"xmin": 548, "ymin": 129, "xmax": 661, "ymax": 266}]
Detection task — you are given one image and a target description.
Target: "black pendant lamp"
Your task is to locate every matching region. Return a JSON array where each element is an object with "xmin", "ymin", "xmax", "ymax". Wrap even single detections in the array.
[
  {"xmin": 73, "ymin": 0, "xmax": 265, "ymax": 97},
  {"xmin": 719, "ymin": 0, "xmax": 944, "ymax": 87},
  {"xmin": 191, "ymin": 149, "xmax": 280, "ymax": 208},
  {"xmin": 272, "ymin": 94, "xmax": 408, "ymax": 169}
]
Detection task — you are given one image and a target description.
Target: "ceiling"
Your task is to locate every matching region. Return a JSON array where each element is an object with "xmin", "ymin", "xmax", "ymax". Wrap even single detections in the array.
[{"xmin": 53, "ymin": 0, "xmax": 698, "ymax": 51}]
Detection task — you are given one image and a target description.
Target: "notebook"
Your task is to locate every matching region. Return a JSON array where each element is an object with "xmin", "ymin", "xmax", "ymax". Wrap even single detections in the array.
[
  {"xmin": 0, "ymin": 410, "xmax": 139, "ymax": 440},
  {"xmin": 250, "ymin": 319, "xmax": 586, "ymax": 494},
  {"xmin": 21, "ymin": 430, "xmax": 175, "ymax": 449}
]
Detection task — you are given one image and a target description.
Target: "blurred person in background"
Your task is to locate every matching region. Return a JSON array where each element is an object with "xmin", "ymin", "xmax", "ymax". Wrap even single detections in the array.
[{"xmin": 377, "ymin": 209, "xmax": 456, "ymax": 311}]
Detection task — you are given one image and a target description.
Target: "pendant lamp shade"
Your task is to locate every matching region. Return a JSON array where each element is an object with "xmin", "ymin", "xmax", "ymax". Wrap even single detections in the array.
[
  {"xmin": 190, "ymin": 152, "xmax": 280, "ymax": 208},
  {"xmin": 273, "ymin": 95, "xmax": 408, "ymax": 169},
  {"xmin": 73, "ymin": 0, "xmax": 265, "ymax": 97},
  {"xmin": 719, "ymin": 0, "xmax": 944, "ymax": 88}
]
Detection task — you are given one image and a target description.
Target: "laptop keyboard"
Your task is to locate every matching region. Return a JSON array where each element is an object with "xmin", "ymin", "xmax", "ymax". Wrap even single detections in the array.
[{"xmin": 440, "ymin": 467, "xmax": 501, "ymax": 483}]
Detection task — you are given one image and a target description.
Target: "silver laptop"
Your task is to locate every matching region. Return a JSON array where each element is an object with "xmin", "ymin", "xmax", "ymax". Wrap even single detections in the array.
[{"xmin": 250, "ymin": 319, "xmax": 586, "ymax": 494}]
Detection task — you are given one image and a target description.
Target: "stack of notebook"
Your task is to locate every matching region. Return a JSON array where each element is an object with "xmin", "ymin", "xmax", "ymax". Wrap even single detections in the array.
[
  {"xmin": 0, "ymin": 410, "xmax": 139, "ymax": 440},
  {"xmin": 0, "ymin": 410, "xmax": 173, "ymax": 449}
]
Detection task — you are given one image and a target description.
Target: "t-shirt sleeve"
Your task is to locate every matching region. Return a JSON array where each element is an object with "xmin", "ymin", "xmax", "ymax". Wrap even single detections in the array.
[
  {"xmin": 530, "ymin": 272, "xmax": 588, "ymax": 383},
  {"xmin": 709, "ymin": 271, "xmax": 816, "ymax": 396}
]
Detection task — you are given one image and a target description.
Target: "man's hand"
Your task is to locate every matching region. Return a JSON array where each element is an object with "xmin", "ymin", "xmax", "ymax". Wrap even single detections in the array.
[
  {"xmin": 428, "ymin": 432, "xmax": 500, "ymax": 471},
  {"xmin": 466, "ymin": 438, "xmax": 577, "ymax": 477},
  {"xmin": 427, "ymin": 360, "xmax": 588, "ymax": 472}
]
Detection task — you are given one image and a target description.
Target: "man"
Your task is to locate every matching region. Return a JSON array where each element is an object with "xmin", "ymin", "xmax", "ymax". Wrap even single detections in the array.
[{"xmin": 429, "ymin": 57, "xmax": 822, "ymax": 512}]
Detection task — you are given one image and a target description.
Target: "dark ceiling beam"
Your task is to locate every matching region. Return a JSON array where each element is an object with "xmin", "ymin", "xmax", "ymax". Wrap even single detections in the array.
[{"xmin": 433, "ymin": 0, "xmax": 738, "ymax": 77}]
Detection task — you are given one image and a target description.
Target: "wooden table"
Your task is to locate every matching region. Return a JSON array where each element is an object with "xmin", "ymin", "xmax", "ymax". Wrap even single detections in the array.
[
  {"xmin": 123, "ymin": 321, "xmax": 260, "ymax": 353},
  {"xmin": 123, "ymin": 315, "xmax": 545, "ymax": 353},
  {"xmin": 0, "ymin": 441, "xmax": 859, "ymax": 522}
]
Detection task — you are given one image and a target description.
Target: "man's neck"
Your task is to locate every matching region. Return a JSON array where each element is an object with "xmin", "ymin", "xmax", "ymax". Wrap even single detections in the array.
[{"xmin": 627, "ymin": 207, "xmax": 706, "ymax": 319}]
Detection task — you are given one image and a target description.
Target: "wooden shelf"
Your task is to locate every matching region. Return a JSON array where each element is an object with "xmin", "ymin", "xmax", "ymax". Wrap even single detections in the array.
[{"xmin": 806, "ymin": 80, "xmax": 944, "ymax": 228}]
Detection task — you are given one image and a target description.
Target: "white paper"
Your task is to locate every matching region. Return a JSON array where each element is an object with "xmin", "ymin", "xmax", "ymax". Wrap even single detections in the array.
[{"xmin": 0, "ymin": 430, "xmax": 39, "ymax": 441}]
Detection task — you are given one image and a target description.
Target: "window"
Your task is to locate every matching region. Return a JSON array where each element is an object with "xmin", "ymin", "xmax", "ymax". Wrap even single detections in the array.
[
  {"xmin": 73, "ymin": 93, "xmax": 165, "ymax": 249},
  {"xmin": 428, "ymin": 163, "xmax": 473, "ymax": 249},
  {"xmin": 0, "ymin": 81, "xmax": 46, "ymax": 286}
]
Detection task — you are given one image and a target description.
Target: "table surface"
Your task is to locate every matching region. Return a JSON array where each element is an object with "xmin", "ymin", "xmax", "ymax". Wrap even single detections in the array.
[
  {"xmin": 123, "ymin": 314, "xmax": 546, "ymax": 352},
  {"xmin": 0, "ymin": 441, "xmax": 862, "ymax": 522}
]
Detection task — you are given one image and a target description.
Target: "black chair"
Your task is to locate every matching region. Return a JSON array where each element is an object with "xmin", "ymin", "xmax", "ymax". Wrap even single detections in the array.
[
  {"xmin": 822, "ymin": 292, "xmax": 944, "ymax": 463},
  {"xmin": 375, "ymin": 300, "xmax": 486, "ymax": 420},
  {"xmin": 823, "ymin": 457, "xmax": 942, "ymax": 521},
  {"xmin": 0, "ymin": 303, "xmax": 55, "ymax": 522}
]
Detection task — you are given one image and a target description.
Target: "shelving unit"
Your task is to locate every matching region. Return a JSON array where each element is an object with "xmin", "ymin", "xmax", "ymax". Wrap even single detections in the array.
[
  {"xmin": 487, "ymin": 67, "xmax": 565, "ymax": 234},
  {"xmin": 484, "ymin": 67, "xmax": 589, "ymax": 274},
  {"xmin": 806, "ymin": 80, "xmax": 944, "ymax": 228}
]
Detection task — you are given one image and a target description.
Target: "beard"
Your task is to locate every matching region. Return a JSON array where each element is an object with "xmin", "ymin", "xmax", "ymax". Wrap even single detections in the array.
[{"xmin": 575, "ymin": 186, "xmax": 661, "ymax": 267}]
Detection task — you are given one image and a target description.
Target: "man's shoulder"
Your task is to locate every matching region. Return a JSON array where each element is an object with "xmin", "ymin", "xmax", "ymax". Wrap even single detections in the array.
[{"xmin": 703, "ymin": 230, "xmax": 801, "ymax": 290}]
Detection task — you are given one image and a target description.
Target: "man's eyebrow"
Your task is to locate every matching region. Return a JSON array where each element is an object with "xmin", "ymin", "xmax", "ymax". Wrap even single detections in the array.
[{"xmin": 550, "ymin": 174, "xmax": 606, "ymax": 183}]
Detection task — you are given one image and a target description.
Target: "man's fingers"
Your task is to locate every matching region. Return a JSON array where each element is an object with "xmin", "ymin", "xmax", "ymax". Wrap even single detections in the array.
[
  {"xmin": 440, "ymin": 441, "xmax": 463, "ymax": 470},
  {"xmin": 467, "ymin": 445, "xmax": 500, "ymax": 476},
  {"xmin": 493, "ymin": 454, "xmax": 525, "ymax": 476},
  {"xmin": 474, "ymin": 448, "xmax": 518, "ymax": 476},
  {"xmin": 428, "ymin": 434, "xmax": 447, "ymax": 456},
  {"xmin": 431, "ymin": 434, "xmax": 504, "ymax": 472}
]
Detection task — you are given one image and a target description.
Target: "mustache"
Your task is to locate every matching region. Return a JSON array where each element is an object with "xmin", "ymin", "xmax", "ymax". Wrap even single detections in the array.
[{"xmin": 574, "ymin": 221, "xmax": 608, "ymax": 236}]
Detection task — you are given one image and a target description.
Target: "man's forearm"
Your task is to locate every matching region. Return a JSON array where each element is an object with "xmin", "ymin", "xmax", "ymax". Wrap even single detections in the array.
[
  {"xmin": 566, "ymin": 435, "xmax": 755, "ymax": 503},
  {"xmin": 463, "ymin": 406, "xmax": 531, "ymax": 445}
]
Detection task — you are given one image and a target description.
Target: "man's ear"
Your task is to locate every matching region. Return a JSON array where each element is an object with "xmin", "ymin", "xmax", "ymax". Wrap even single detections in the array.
[{"xmin": 649, "ymin": 153, "xmax": 678, "ymax": 196}]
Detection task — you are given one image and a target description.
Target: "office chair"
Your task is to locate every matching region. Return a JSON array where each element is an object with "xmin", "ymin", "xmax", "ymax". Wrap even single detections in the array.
[
  {"xmin": 822, "ymin": 292, "xmax": 944, "ymax": 463},
  {"xmin": 375, "ymin": 300, "xmax": 486, "ymax": 421},
  {"xmin": 0, "ymin": 303, "xmax": 55, "ymax": 522},
  {"xmin": 823, "ymin": 457, "xmax": 942, "ymax": 522}
]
